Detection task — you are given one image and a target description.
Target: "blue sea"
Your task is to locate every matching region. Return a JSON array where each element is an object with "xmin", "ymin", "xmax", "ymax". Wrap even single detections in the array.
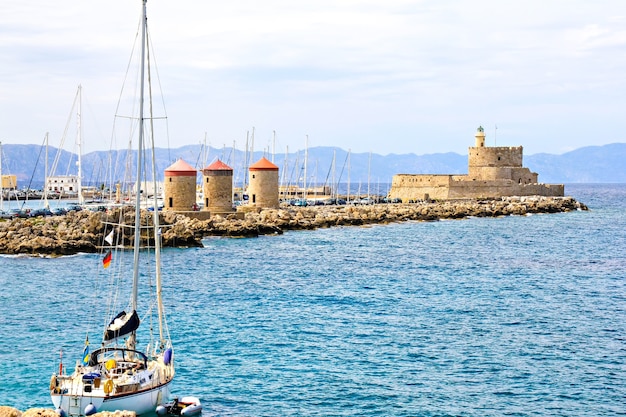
[{"xmin": 1, "ymin": 184, "xmax": 625, "ymax": 416}]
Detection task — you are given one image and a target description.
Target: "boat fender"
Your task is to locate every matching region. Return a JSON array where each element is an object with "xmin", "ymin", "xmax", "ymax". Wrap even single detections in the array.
[
  {"xmin": 105, "ymin": 359, "xmax": 117, "ymax": 370},
  {"xmin": 164, "ymin": 348, "xmax": 173, "ymax": 365},
  {"xmin": 55, "ymin": 407, "xmax": 67, "ymax": 417},
  {"xmin": 49, "ymin": 375, "xmax": 58, "ymax": 390},
  {"xmin": 155, "ymin": 405, "xmax": 167, "ymax": 416},
  {"xmin": 103, "ymin": 379, "xmax": 114, "ymax": 395},
  {"xmin": 84, "ymin": 404, "xmax": 97, "ymax": 416}
]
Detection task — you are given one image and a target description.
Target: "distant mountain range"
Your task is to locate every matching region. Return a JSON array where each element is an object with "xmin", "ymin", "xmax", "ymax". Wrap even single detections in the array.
[{"xmin": 1, "ymin": 142, "xmax": 625, "ymax": 190}]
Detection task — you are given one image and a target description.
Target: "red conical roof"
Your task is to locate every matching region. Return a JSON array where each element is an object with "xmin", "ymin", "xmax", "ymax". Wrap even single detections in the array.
[
  {"xmin": 165, "ymin": 158, "xmax": 197, "ymax": 176},
  {"xmin": 249, "ymin": 157, "xmax": 279, "ymax": 171},
  {"xmin": 204, "ymin": 159, "xmax": 233, "ymax": 171}
]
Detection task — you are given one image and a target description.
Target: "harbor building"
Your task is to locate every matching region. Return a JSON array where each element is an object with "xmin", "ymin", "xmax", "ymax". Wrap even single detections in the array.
[
  {"xmin": 202, "ymin": 159, "xmax": 235, "ymax": 214},
  {"xmin": 46, "ymin": 175, "xmax": 79, "ymax": 197},
  {"xmin": 1, "ymin": 175, "xmax": 17, "ymax": 190},
  {"xmin": 163, "ymin": 159, "xmax": 197, "ymax": 211},
  {"xmin": 248, "ymin": 157, "xmax": 279, "ymax": 208},
  {"xmin": 388, "ymin": 126, "xmax": 564, "ymax": 201}
]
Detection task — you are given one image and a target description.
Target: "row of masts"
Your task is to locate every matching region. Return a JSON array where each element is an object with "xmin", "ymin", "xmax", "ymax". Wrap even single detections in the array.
[{"xmin": 42, "ymin": 85, "xmax": 84, "ymax": 209}]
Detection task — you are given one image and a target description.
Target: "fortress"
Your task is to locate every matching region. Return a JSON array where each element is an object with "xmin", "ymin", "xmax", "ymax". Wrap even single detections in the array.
[{"xmin": 387, "ymin": 127, "xmax": 564, "ymax": 201}]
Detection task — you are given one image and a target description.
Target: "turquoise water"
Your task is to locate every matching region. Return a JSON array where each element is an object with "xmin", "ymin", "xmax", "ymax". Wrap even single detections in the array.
[{"xmin": 1, "ymin": 184, "xmax": 625, "ymax": 416}]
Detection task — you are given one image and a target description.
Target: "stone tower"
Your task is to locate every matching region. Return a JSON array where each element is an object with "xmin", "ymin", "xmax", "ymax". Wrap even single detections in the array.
[
  {"xmin": 163, "ymin": 159, "xmax": 197, "ymax": 212},
  {"xmin": 468, "ymin": 126, "xmax": 536, "ymax": 183},
  {"xmin": 248, "ymin": 157, "xmax": 279, "ymax": 208},
  {"xmin": 202, "ymin": 159, "xmax": 234, "ymax": 213}
]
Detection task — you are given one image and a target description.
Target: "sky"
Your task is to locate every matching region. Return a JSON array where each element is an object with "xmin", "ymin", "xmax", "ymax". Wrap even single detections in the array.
[{"xmin": 1, "ymin": 0, "xmax": 625, "ymax": 156}]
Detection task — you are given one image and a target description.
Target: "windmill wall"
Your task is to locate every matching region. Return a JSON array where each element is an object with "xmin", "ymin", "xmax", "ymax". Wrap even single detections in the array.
[{"xmin": 203, "ymin": 168, "xmax": 234, "ymax": 213}]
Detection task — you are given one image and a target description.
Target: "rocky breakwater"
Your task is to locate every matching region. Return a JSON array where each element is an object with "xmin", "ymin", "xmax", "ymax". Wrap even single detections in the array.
[
  {"xmin": 0, "ymin": 197, "xmax": 587, "ymax": 255},
  {"xmin": 0, "ymin": 208, "xmax": 202, "ymax": 256},
  {"xmin": 193, "ymin": 196, "xmax": 587, "ymax": 237}
]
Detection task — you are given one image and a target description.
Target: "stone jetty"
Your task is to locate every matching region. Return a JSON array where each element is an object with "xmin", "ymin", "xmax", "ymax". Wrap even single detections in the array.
[{"xmin": 0, "ymin": 196, "xmax": 587, "ymax": 256}]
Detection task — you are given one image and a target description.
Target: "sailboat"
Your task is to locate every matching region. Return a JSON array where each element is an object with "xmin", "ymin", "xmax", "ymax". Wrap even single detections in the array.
[{"xmin": 50, "ymin": 1, "xmax": 175, "ymax": 415}]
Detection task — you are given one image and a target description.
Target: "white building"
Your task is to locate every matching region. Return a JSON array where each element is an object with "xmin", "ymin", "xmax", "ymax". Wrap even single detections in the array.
[{"xmin": 46, "ymin": 175, "xmax": 79, "ymax": 196}]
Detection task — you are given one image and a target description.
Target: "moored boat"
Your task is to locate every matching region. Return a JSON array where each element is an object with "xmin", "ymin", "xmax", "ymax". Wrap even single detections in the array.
[
  {"xmin": 156, "ymin": 396, "xmax": 203, "ymax": 416},
  {"xmin": 49, "ymin": 1, "xmax": 176, "ymax": 415}
]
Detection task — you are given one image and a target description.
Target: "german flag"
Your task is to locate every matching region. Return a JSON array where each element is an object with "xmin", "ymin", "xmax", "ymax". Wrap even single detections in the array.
[{"xmin": 102, "ymin": 251, "xmax": 112, "ymax": 268}]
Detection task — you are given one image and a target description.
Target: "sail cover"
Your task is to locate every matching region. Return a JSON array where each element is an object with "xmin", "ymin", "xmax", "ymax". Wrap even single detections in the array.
[{"xmin": 104, "ymin": 310, "xmax": 140, "ymax": 341}]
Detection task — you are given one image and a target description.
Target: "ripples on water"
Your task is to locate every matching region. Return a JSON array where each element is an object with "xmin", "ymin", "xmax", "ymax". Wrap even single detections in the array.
[{"xmin": 1, "ymin": 184, "xmax": 625, "ymax": 416}]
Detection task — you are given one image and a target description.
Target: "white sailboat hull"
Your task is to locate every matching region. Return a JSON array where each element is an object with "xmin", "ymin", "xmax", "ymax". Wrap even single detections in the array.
[{"xmin": 52, "ymin": 381, "xmax": 171, "ymax": 416}]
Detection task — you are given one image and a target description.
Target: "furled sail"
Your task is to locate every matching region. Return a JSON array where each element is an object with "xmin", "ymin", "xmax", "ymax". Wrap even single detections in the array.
[{"xmin": 104, "ymin": 310, "xmax": 140, "ymax": 341}]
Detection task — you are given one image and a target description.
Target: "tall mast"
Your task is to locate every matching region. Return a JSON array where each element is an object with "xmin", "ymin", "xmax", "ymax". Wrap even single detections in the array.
[
  {"xmin": 44, "ymin": 133, "xmax": 49, "ymax": 208},
  {"xmin": 244, "ymin": 131, "xmax": 249, "ymax": 189},
  {"xmin": 332, "ymin": 149, "xmax": 336, "ymax": 200},
  {"xmin": 0, "ymin": 142, "xmax": 3, "ymax": 211},
  {"xmin": 232, "ymin": 140, "xmax": 236, "ymax": 203},
  {"xmin": 367, "ymin": 150, "xmax": 371, "ymax": 201},
  {"xmin": 347, "ymin": 149, "xmax": 351, "ymax": 203},
  {"xmin": 303, "ymin": 135, "xmax": 308, "ymax": 200},
  {"xmin": 130, "ymin": 0, "xmax": 148, "ymax": 351},
  {"xmin": 77, "ymin": 84, "xmax": 83, "ymax": 205}
]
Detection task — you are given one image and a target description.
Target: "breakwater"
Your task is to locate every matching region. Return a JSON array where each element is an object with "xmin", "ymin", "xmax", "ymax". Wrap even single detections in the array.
[{"xmin": 0, "ymin": 196, "xmax": 587, "ymax": 256}]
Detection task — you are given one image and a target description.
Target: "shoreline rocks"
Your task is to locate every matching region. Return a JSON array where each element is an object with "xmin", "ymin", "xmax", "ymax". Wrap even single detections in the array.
[
  {"xmin": 0, "ymin": 196, "xmax": 588, "ymax": 256},
  {"xmin": 0, "ymin": 408, "xmax": 135, "ymax": 417}
]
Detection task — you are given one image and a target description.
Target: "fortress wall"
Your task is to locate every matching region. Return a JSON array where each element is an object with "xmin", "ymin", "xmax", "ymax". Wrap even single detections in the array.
[
  {"xmin": 510, "ymin": 168, "xmax": 539, "ymax": 184},
  {"xmin": 517, "ymin": 183, "xmax": 564, "ymax": 197},
  {"xmin": 467, "ymin": 166, "xmax": 538, "ymax": 183},
  {"xmin": 389, "ymin": 176, "xmax": 564, "ymax": 201},
  {"xmin": 448, "ymin": 179, "xmax": 564, "ymax": 199},
  {"xmin": 388, "ymin": 174, "xmax": 452, "ymax": 201},
  {"xmin": 468, "ymin": 146, "xmax": 523, "ymax": 169},
  {"xmin": 391, "ymin": 174, "xmax": 452, "ymax": 187},
  {"xmin": 468, "ymin": 166, "xmax": 513, "ymax": 181},
  {"xmin": 448, "ymin": 179, "xmax": 514, "ymax": 199}
]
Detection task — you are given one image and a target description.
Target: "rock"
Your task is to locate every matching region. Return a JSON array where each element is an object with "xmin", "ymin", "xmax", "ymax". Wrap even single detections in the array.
[
  {"xmin": 21, "ymin": 409, "xmax": 56, "ymax": 417},
  {"xmin": 0, "ymin": 406, "xmax": 21, "ymax": 417},
  {"xmin": 16, "ymin": 411, "xmax": 136, "ymax": 417}
]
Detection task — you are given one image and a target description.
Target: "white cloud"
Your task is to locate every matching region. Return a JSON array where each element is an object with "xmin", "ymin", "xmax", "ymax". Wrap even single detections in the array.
[{"xmin": 0, "ymin": 0, "xmax": 625, "ymax": 157}]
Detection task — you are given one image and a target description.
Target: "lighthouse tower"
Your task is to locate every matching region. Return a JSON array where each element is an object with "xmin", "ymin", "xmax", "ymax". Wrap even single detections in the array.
[{"xmin": 475, "ymin": 125, "xmax": 486, "ymax": 147}]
